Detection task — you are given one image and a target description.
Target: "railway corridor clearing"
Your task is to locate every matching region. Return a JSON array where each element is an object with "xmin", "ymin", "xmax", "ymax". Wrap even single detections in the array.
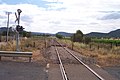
[{"xmin": 46, "ymin": 45, "xmax": 118, "ymax": 80}]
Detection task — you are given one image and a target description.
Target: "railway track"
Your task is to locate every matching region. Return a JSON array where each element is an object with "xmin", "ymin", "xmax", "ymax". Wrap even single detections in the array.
[{"xmin": 53, "ymin": 40, "xmax": 105, "ymax": 80}]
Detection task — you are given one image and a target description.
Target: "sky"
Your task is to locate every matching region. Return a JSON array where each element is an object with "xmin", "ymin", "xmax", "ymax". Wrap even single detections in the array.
[{"xmin": 0, "ymin": 0, "xmax": 120, "ymax": 34}]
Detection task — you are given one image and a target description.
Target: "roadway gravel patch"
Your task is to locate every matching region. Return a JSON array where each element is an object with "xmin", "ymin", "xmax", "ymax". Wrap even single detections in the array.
[
  {"xmin": 103, "ymin": 66, "xmax": 120, "ymax": 80},
  {"xmin": 0, "ymin": 61, "xmax": 47, "ymax": 80},
  {"xmin": 0, "ymin": 50, "xmax": 48, "ymax": 80}
]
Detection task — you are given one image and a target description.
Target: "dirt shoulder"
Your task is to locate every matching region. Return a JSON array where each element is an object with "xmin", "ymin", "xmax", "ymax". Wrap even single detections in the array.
[
  {"xmin": 0, "ymin": 50, "xmax": 48, "ymax": 80},
  {"xmin": 0, "ymin": 61, "xmax": 47, "ymax": 80}
]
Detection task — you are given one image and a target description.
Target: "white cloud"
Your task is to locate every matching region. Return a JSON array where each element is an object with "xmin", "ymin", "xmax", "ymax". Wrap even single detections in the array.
[{"xmin": 0, "ymin": 0, "xmax": 120, "ymax": 34}]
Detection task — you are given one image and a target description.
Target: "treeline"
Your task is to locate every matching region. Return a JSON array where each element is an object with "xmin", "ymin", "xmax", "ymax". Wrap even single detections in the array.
[
  {"xmin": 0, "ymin": 31, "xmax": 32, "ymax": 38},
  {"xmin": 56, "ymin": 30, "xmax": 120, "ymax": 50},
  {"xmin": 56, "ymin": 30, "xmax": 91, "ymax": 44},
  {"xmin": 92, "ymin": 39, "xmax": 120, "ymax": 46}
]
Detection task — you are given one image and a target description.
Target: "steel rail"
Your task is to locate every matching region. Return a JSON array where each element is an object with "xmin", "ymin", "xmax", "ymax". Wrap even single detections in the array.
[
  {"xmin": 55, "ymin": 46, "xmax": 68, "ymax": 80},
  {"xmin": 65, "ymin": 47, "xmax": 105, "ymax": 80},
  {"xmin": 55, "ymin": 40, "xmax": 105, "ymax": 80}
]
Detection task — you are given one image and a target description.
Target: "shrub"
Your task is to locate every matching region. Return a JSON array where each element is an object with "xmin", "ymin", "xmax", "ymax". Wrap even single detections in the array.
[{"xmin": 56, "ymin": 34, "xmax": 63, "ymax": 39}]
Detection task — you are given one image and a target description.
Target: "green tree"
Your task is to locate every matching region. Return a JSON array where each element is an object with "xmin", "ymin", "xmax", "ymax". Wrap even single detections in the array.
[
  {"xmin": 0, "ymin": 34, "xmax": 1, "ymax": 42},
  {"xmin": 21, "ymin": 31, "xmax": 26, "ymax": 37},
  {"xmin": 2, "ymin": 31, "xmax": 7, "ymax": 36},
  {"xmin": 72, "ymin": 30, "xmax": 83, "ymax": 42},
  {"xmin": 26, "ymin": 32, "xmax": 31, "ymax": 38},
  {"xmin": 71, "ymin": 33, "xmax": 76, "ymax": 42},
  {"xmin": 20, "ymin": 31, "xmax": 31, "ymax": 38},
  {"xmin": 56, "ymin": 34, "xmax": 63, "ymax": 39},
  {"xmin": 83, "ymin": 37, "xmax": 91, "ymax": 44}
]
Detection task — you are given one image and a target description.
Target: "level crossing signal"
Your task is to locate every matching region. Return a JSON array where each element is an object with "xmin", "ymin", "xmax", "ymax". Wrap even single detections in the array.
[{"xmin": 16, "ymin": 25, "xmax": 24, "ymax": 32}]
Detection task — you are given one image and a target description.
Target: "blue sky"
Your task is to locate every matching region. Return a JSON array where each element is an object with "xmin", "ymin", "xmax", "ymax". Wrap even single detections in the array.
[
  {"xmin": 0, "ymin": 0, "xmax": 120, "ymax": 33},
  {"xmin": 1, "ymin": 0, "xmax": 60, "ymax": 8}
]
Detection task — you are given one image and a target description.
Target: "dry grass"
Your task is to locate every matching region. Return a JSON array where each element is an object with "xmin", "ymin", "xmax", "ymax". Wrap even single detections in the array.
[
  {"xmin": 0, "ymin": 37, "xmax": 46, "ymax": 63},
  {"xmin": 0, "ymin": 37, "xmax": 46, "ymax": 52},
  {"xmin": 97, "ymin": 54, "xmax": 120, "ymax": 66}
]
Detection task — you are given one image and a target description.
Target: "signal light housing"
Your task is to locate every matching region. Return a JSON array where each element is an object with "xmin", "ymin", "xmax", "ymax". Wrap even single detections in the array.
[{"xmin": 16, "ymin": 25, "xmax": 24, "ymax": 32}]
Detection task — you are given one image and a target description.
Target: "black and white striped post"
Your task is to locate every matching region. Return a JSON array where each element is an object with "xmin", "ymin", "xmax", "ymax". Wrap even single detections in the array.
[{"xmin": 15, "ymin": 9, "xmax": 22, "ymax": 52}]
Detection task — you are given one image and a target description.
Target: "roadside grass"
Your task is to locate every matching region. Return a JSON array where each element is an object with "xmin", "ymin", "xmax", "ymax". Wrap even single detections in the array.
[
  {"xmin": 0, "ymin": 37, "xmax": 119, "ymax": 66},
  {"xmin": 59, "ymin": 39, "xmax": 120, "ymax": 66},
  {"xmin": 0, "ymin": 37, "xmax": 45, "ymax": 52},
  {"xmin": 0, "ymin": 37, "xmax": 47, "ymax": 63}
]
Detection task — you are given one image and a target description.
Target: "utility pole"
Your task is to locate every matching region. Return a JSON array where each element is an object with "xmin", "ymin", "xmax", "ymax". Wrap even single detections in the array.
[{"xmin": 6, "ymin": 12, "xmax": 12, "ymax": 43}]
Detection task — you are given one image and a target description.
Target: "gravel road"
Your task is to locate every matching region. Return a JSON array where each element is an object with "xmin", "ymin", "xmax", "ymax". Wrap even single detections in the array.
[
  {"xmin": 0, "ymin": 61, "xmax": 47, "ymax": 80},
  {"xmin": 103, "ymin": 66, "xmax": 120, "ymax": 80},
  {"xmin": 0, "ymin": 49, "xmax": 48, "ymax": 80}
]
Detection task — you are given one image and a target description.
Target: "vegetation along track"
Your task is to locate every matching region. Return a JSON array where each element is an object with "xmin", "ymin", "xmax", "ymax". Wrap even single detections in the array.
[{"xmin": 52, "ymin": 39, "xmax": 105, "ymax": 80}]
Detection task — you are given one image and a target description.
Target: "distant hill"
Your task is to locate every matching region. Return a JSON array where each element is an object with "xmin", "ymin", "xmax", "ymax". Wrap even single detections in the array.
[
  {"xmin": 56, "ymin": 32, "xmax": 73, "ymax": 37},
  {"xmin": 0, "ymin": 27, "xmax": 7, "ymax": 33},
  {"xmin": 1, "ymin": 27, "xmax": 119, "ymax": 38},
  {"xmin": 86, "ymin": 32, "xmax": 107, "ymax": 38},
  {"xmin": 86, "ymin": 29, "xmax": 120, "ymax": 38},
  {"xmin": 31, "ymin": 32, "xmax": 73, "ymax": 37},
  {"xmin": 31, "ymin": 32, "xmax": 55, "ymax": 36},
  {"xmin": 0, "ymin": 27, "xmax": 13, "ymax": 34},
  {"xmin": 107, "ymin": 29, "xmax": 120, "ymax": 38}
]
